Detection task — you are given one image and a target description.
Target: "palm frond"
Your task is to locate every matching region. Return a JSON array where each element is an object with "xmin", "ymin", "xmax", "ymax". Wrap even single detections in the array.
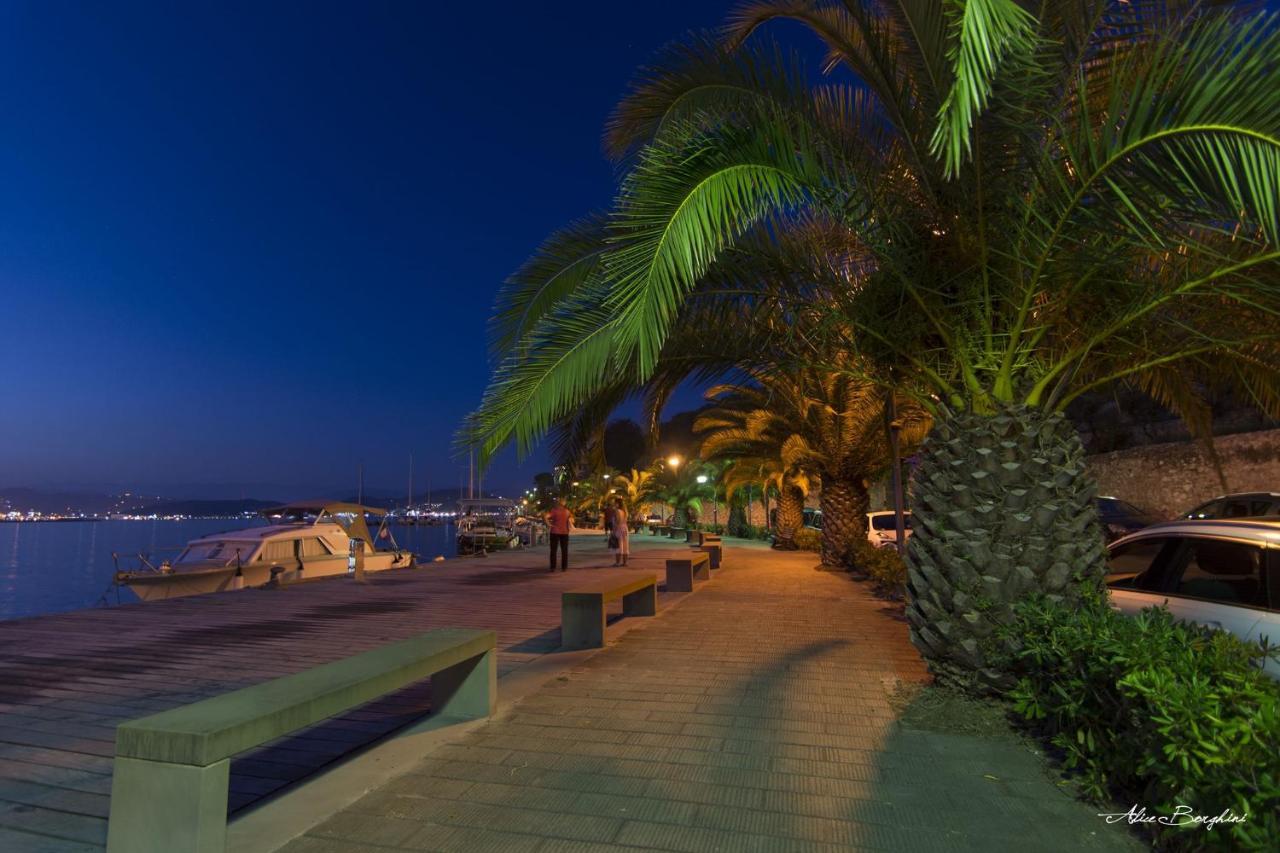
[{"xmin": 928, "ymin": 0, "xmax": 1038, "ymax": 178}]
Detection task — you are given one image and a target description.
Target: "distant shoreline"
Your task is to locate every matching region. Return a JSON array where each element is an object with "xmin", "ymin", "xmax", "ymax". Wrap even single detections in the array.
[{"xmin": 0, "ymin": 516, "xmax": 254, "ymax": 523}]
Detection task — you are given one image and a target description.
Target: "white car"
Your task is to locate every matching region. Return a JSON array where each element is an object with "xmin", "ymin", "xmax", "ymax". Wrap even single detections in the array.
[
  {"xmin": 867, "ymin": 510, "xmax": 912, "ymax": 550},
  {"xmin": 1105, "ymin": 519, "xmax": 1280, "ymax": 678}
]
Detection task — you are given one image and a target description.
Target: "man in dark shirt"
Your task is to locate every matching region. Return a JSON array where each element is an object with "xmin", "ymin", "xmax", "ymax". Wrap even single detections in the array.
[{"xmin": 545, "ymin": 499, "xmax": 572, "ymax": 572}]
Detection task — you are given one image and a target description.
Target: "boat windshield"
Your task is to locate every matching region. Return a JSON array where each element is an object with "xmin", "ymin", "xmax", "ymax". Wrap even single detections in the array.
[{"xmin": 175, "ymin": 541, "xmax": 248, "ymax": 566}]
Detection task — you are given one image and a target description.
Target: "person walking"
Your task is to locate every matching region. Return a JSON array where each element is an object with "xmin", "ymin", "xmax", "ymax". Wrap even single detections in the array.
[
  {"xmin": 602, "ymin": 502, "xmax": 616, "ymax": 549},
  {"xmin": 545, "ymin": 499, "xmax": 572, "ymax": 572},
  {"xmin": 609, "ymin": 499, "xmax": 630, "ymax": 567}
]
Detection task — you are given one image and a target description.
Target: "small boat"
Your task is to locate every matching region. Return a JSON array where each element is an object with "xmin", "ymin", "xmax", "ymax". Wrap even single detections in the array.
[
  {"xmin": 114, "ymin": 501, "xmax": 415, "ymax": 602},
  {"xmin": 454, "ymin": 498, "xmax": 528, "ymax": 554}
]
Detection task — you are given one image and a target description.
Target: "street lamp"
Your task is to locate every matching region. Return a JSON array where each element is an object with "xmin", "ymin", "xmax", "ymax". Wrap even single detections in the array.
[
  {"xmin": 696, "ymin": 475, "xmax": 708, "ymax": 484},
  {"xmin": 667, "ymin": 455, "xmax": 681, "ymax": 469}
]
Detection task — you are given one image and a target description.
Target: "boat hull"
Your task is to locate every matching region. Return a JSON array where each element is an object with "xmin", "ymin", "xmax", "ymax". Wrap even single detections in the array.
[{"xmin": 118, "ymin": 552, "xmax": 415, "ymax": 602}]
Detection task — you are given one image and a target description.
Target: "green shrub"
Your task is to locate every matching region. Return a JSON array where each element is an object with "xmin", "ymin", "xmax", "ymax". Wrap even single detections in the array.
[
  {"xmin": 793, "ymin": 527, "xmax": 821, "ymax": 551},
  {"xmin": 1004, "ymin": 599, "xmax": 1280, "ymax": 851},
  {"xmin": 846, "ymin": 538, "xmax": 907, "ymax": 598}
]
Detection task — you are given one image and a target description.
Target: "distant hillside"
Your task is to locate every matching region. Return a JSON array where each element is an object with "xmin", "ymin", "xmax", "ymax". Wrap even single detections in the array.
[
  {"xmin": 132, "ymin": 498, "xmax": 279, "ymax": 516},
  {"xmin": 1, "ymin": 487, "xmax": 119, "ymax": 514}
]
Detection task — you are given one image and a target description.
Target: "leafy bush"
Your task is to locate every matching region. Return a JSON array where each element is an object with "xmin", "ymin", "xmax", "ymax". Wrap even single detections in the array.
[
  {"xmin": 846, "ymin": 538, "xmax": 907, "ymax": 598},
  {"xmin": 793, "ymin": 527, "xmax": 821, "ymax": 551},
  {"xmin": 1004, "ymin": 598, "xmax": 1280, "ymax": 851}
]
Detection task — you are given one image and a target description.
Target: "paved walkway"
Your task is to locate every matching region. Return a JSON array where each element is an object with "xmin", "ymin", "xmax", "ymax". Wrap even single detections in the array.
[
  {"xmin": 0, "ymin": 528, "xmax": 672, "ymax": 851},
  {"xmin": 281, "ymin": 539, "xmax": 1140, "ymax": 852}
]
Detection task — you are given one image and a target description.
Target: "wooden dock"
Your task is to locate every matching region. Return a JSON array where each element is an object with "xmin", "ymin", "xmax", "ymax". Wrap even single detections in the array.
[{"xmin": 0, "ymin": 537, "xmax": 684, "ymax": 851}]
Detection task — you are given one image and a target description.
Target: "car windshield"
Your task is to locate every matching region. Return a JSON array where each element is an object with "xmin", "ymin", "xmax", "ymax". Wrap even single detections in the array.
[
  {"xmin": 870, "ymin": 514, "xmax": 912, "ymax": 530},
  {"xmin": 1099, "ymin": 498, "xmax": 1144, "ymax": 516}
]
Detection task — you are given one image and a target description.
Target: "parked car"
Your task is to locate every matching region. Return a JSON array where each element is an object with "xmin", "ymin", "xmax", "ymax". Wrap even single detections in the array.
[
  {"xmin": 866, "ymin": 510, "xmax": 912, "ymax": 550},
  {"xmin": 802, "ymin": 507, "xmax": 822, "ymax": 529},
  {"xmin": 1183, "ymin": 491, "xmax": 1280, "ymax": 520},
  {"xmin": 1105, "ymin": 519, "xmax": 1280, "ymax": 678},
  {"xmin": 1096, "ymin": 496, "xmax": 1159, "ymax": 543}
]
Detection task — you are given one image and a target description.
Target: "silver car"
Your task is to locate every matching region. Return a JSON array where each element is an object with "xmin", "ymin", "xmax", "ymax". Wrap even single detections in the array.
[{"xmin": 1105, "ymin": 519, "xmax": 1280, "ymax": 678}]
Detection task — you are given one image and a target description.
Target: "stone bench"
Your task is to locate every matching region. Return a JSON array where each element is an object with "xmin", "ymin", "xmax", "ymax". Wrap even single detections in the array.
[
  {"xmin": 666, "ymin": 552, "xmax": 711, "ymax": 592},
  {"xmin": 561, "ymin": 573, "xmax": 658, "ymax": 650},
  {"xmin": 685, "ymin": 528, "xmax": 697, "ymax": 543},
  {"xmin": 695, "ymin": 543, "xmax": 723, "ymax": 569},
  {"xmin": 106, "ymin": 628, "xmax": 496, "ymax": 853},
  {"xmin": 694, "ymin": 531, "xmax": 721, "ymax": 547}
]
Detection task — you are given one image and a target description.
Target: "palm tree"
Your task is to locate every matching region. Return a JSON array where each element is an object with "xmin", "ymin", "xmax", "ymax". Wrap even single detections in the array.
[
  {"xmin": 718, "ymin": 454, "xmax": 812, "ymax": 546},
  {"xmin": 467, "ymin": 3, "xmax": 1280, "ymax": 690},
  {"xmin": 697, "ymin": 367, "xmax": 928, "ymax": 564},
  {"xmin": 614, "ymin": 467, "xmax": 660, "ymax": 524}
]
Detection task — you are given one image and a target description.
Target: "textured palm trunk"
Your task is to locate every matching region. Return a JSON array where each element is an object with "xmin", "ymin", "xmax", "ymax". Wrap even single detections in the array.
[
  {"xmin": 726, "ymin": 502, "xmax": 748, "ymax": 537},
  {"xmin": 774, "ymin": 484, "xmax": 805, "ymax": 549},
  {"xmin": 819, "ymin": 477, "xmax": 868, "ymax": 567},
  {"xmin": 906, "ymin": 405, "xmax": 1107, "ymax": 693}
]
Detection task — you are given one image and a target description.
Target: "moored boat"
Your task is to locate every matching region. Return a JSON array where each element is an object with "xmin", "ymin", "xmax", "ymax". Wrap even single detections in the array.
[{"xmin": 114, "ymin": 501, "xmax": 414, "ymax": 601}]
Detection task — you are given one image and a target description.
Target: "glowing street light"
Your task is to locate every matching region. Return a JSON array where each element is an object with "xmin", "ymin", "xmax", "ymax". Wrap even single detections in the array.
[
  {"xmin": 696, "ymin": 474, "xmax": 708, "ymax": 484},
  {"xmin": 667, "ymin": 455, "xmax": 681, "ymax": 469}
]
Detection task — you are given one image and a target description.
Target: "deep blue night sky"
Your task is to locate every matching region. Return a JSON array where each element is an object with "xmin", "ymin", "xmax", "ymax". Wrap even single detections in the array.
[{"xmin": 0, "ymin": 0, "xmax": 735, "ymax": 498}]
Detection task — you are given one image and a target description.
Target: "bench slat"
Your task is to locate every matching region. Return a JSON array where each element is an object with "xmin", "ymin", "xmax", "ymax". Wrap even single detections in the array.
[
  {"xmin": 115, "ymin": 628, "xmax": 494, "ymax": 767},
  {"xmin": 563, "ymin": 573, "xmax": 657, "ymax": 602}
]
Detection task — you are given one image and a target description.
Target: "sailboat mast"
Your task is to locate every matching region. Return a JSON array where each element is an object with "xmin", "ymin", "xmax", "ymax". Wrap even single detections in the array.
[{"xmin": 408, "ymin": 453, "xmax": 414, "ymax": 509}]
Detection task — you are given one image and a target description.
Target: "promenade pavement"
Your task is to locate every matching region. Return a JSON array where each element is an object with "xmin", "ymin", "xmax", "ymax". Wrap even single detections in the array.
[{"xmin": 280, "ymin": 536, "xmax": 1142, "ymax": 853}]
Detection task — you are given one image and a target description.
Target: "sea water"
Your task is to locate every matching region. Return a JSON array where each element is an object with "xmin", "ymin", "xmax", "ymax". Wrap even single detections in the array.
[{"xmin": 0, "ymin": 519, "xmax": 457, "ymax": 621}]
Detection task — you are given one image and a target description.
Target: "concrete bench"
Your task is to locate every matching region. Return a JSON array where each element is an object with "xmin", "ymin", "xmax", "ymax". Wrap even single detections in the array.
[
  {"xmin": 685, "ymin": 528, "xmax": 697, "ymax": 543},
  {"xmin": 668, "ymin": 526, "xmax": 685, "ymax": 539},
  {"xmin": 694, "ymin": 531, "xmax": 721, "ymax": 547},
  {"xmin": 106, "ymin": 628, "xmax": 496, "ymax": 853},
  {"xmin": 666, "ymin": 552, "xmax": 711, "ymax": 592},
  {"xmin": 695, "ymin": 543, "xmax": 723, "ymax": 569},
  {"xmin": 561, "ymin": 573, "xmax": 658, "ymax": 649}
]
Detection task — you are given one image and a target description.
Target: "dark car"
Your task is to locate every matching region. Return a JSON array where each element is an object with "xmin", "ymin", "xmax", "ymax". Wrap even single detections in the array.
[
  {"xmin": 1183, "ymin": 492, "xmax": 1280, "ymax": 521},
  {"xmin": 1096, "ymin": 496, "xmax": 1159, "ymax": 543}
]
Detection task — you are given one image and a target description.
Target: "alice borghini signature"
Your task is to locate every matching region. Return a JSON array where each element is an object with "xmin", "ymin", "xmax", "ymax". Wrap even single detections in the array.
[{"xmin": 1097, "ymin": 805, "xmax": 1249, "ymax": 831}]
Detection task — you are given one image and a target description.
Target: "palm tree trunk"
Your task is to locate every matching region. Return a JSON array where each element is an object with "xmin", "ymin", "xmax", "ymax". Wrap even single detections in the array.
[
  {"xmin": 726, "ymin": 501, "xmax": 747, "ymax": 536},
  {"xmin": 773, "ymin": 484, "xmax": 804, "ymax": 549},
  {"xmin": 819, "ymin": 477, "xmax": 868, "ymax": 567},
  {"xmin": 906, "ymin": 405, "xmax": 1106, "ymax": 694}
]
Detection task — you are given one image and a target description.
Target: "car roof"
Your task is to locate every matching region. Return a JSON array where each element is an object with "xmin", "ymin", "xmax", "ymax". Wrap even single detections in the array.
[
  {"xmin": 1194, "ymin": 492, "xmax": 1280, "ymax": 503},
  {"xmin": 1112, "ymin": 518, "xmax": 1280, "ymax": 549}
]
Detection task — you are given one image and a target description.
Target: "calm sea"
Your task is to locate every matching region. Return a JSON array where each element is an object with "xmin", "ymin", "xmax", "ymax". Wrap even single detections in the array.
[{"xmin": 0, "ymin": 519, "xmax": 457, "ymax": 622}]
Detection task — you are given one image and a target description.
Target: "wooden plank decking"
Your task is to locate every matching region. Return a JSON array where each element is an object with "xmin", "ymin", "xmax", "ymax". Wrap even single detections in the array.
[{"xmin": 0, "ymin": 538, "xmax": 685, "ymax": 851}]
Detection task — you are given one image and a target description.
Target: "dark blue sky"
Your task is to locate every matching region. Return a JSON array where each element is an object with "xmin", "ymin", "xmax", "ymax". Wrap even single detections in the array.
[{"xmin": 0, "ymin": 0, "xmax": 735, "ymax": 498}]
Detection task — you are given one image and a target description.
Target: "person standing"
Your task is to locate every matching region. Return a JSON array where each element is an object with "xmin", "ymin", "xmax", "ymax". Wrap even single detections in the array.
[
  {"xmin": 602, "ymin": 502, "xmax": 616, "ymax": 548},
  {"xmin": 610, "ymin": 499, "xmax": 630, "ymax": 567},
  {"xmin": 545, "ymin": 499, "xmax": 572, "ymax": 572}
]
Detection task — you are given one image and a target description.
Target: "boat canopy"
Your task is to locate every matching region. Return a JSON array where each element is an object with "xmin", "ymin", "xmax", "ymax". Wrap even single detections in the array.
[{"xmin": 260, "ymin": 501, "xmax": 388, "ymax": 546}]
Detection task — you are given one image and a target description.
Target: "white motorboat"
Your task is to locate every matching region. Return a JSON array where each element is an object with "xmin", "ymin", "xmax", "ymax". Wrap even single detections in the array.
[{"xmin": 115, "ymin": 501, "xmax": 415, "ymax": 602}]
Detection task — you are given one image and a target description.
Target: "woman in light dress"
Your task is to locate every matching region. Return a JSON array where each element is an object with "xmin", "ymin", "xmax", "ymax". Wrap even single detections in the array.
[{"xmin": 610, "ymin": 498, "xmax": 630, "ymax": 567}]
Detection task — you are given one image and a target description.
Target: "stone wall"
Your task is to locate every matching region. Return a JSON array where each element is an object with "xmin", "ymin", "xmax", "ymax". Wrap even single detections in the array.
[{"xmin": 1086, "ymin": 428, "xmax": 1280, "ymax": 519}]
